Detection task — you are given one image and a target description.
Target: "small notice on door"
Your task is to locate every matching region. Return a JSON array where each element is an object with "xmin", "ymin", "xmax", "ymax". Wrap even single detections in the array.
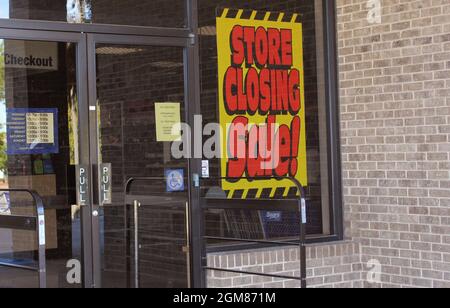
[
  {"xmin": 155, "ymin": 103, "xmax": 182, "ymax": 142},
  {"xmin": 7, "ymin": 108, "xmax": 59, "ymax": 155}
]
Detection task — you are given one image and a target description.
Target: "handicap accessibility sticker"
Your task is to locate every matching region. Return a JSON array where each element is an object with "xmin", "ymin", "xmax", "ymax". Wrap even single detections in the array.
[{"xmin": 166, "ymin": 169, "xmax": 185, "ymax": 192}]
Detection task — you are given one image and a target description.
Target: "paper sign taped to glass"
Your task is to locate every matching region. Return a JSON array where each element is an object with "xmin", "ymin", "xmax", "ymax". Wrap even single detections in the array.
[
  {"xmin": 6, "ymin": 108, "xmax": 59, "ymax": 155},
  {"xmin": 217, "ymin": 9, "xmax": 308, "ymax": 199},
  {"xmin": 155, "ymin": 102, "xmax": 182, "ymax": 142}
]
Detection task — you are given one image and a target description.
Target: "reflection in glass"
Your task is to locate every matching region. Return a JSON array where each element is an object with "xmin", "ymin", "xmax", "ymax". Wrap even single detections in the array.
[
  {"xmin": 0, "ymin": 0, "xmax": 186, "ymax": 28},
  {"xmin": 0, "ymin": 39, "xmax": 81, "ymax": 288},
  {"xmin": 67, "ymin": 0, "xmax": 92, "ymax": 23},
  {"xmin": 95, "ymin": 44, "xmax": 189, "ymax": 288},
  {"xmin": 0, "ymin": 1, "xmax": 7, "ymax": 19},
  {"xmin": 198, "ymin": 0, "xmax": 331, "ymax": 239}
]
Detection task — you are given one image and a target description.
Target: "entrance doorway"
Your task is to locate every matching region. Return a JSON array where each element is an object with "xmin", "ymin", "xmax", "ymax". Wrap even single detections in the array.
[
  {"xmin": 87, "ymin": 34, "xmax": 192, "ymax": 288},
  {"xmin": 0, "ymin": 29, "xmax": 89, "ymax": 288},
  {"xmin": 0, "ymin": 29, "xmax": 196, "ymax": 288}
]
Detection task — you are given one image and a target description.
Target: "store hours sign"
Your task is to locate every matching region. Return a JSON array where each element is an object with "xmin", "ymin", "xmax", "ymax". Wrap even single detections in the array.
[{"xmin": 7, "ymin": 108, "xmax": 59, "ymax": 155}]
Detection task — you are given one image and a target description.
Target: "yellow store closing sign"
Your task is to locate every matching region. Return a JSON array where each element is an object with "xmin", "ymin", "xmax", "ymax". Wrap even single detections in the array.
[{"xmin": 217, "ymin": 9, "xmax": 308, "ymax": 198}]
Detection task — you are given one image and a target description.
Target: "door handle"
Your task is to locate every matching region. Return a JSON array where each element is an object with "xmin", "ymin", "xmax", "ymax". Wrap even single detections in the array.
[
  {"xmin": 76, "ymin": 165, "xmax": 90, "ymax": 207},
  {"xmin": 98, "ymin": 163, "xmax": 112, "ymax": 206}
]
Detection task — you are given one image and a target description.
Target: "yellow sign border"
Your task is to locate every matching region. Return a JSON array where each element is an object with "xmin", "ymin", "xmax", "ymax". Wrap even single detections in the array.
[{"xmin": 217, "ymin": 9, "xmax": 308, "ymax": 198}]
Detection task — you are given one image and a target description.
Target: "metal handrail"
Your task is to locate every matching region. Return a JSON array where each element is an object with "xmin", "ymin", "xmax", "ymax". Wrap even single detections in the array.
[
  {"xmin": 0, "ymin": 189, "xmax": 46, "ymax": 288},
  {"xmin": 125, "ymin": 177, "xmax": 168, "ymax": 195},
  {"xmin": 124, "ymin": 177, "xmax": 190, "ymax": 289},
  {"xmin": 199, "ymin": 176, "xmax": 308, "ymax": 289},
  {"xmin": 123, "ymin": 175, "xmax": 308, "ymax": 288}
]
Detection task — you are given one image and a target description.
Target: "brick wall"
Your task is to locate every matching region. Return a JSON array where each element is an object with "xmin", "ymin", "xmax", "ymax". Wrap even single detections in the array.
[
  {"xmin": 207, "ymin": 242, "xmax": 363, "ymax": 288},
  {"xmin": 207, "ymin": 0, "xmax": 450, "ymax": 288},
  {"xmin": 338, "ymin": 0, "xmax": 450, "ymax": 288}
]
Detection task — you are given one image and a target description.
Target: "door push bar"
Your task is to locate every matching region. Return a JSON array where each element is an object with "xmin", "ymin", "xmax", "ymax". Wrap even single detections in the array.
[
  {"xmin": 123, "ymin": 176, "xmax": 308, "ymax": 288},
  {"xmin": 0, "ymin": 189, "xmax": 46, "ymax": 288},
  {"xmin": 124, "ymin": 177, "xmax": 191, "ymax": 289}
]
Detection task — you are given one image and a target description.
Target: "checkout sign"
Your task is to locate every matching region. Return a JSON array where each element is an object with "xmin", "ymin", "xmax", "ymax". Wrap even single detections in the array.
[{"xmin": 4, "ymin": 40, "xmax": 58, "ymax": 71}]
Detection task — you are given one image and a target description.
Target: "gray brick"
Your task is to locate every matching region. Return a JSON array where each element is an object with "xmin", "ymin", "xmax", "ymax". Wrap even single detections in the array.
[{"xmin": 204, "ymin": 0, "xmax": 450, "ymax": 289}]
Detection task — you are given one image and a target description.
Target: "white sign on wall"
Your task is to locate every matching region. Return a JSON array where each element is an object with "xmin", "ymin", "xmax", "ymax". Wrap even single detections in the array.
[{"xmin": 4, "ymin": 41, "xmax": 58, "ymax": 71}]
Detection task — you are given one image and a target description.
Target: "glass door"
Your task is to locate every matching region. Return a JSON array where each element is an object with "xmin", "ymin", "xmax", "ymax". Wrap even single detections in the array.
[
  {"xmin": 87, "ymin": 34, "xmax": 193, "ymax": 288},
  {"xmin": 0, "ymin": 29, "xmax": 92, "ymax": 288}
]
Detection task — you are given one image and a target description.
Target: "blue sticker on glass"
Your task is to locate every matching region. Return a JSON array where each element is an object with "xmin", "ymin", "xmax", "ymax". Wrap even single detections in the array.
[
  {"xmin": 6, "ymin": 108, "xmax": 59, "ymax": 155},
  {"xmin": 166, "ymin": 169, "xmax": 185, "ymax": 192}
]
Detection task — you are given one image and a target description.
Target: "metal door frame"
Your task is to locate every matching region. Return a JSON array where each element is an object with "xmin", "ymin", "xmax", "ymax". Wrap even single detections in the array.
[
  {"xmin": 0, "ymin": 7, "xmax": 203, "ymax": 287},
  {"xmin": 86, "ymin": 33, "xmax": 200, "ymax": 288},
  {"xmin": 0, "ymin": 28, "xmax": 94, "ymax": 287}
]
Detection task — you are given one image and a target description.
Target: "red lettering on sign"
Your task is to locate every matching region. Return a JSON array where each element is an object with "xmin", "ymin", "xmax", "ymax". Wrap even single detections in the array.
[{"xmin": 224, "ymin": 24, "xmax": 303, "ymax": 182}]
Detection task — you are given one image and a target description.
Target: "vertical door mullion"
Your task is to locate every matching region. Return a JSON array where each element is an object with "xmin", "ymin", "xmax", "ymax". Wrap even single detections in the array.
[
  {"xmin": 185, "ymin": 44, "xmax": 203, "ymax": 288},
  {"xmin": 86, "ymin": 33, "xmax": 103, "ymax": 288},
  {"xmin": 186, "ymin": 0, "xmax": 205, "ymax": 288},
  {"xmin": 77, "ymin": 34, "xmax": 95, "ymax": 288}
]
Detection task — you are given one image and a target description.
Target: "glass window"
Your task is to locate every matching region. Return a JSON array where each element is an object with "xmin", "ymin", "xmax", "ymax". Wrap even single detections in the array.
[
  {"xmin": 94, "ymin": 44, "xmax": 189, "ymax": 288},
  {"xmin": 198, "ymin": 0, "xmax": 337, "ymax": 243},
  {"xmin": 0, "ymin": 0, "xmax": 187, "ymax": 28},
  {"xmin": 0, "ymin": 39, "xmax": 82, "ymax": 288}
]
